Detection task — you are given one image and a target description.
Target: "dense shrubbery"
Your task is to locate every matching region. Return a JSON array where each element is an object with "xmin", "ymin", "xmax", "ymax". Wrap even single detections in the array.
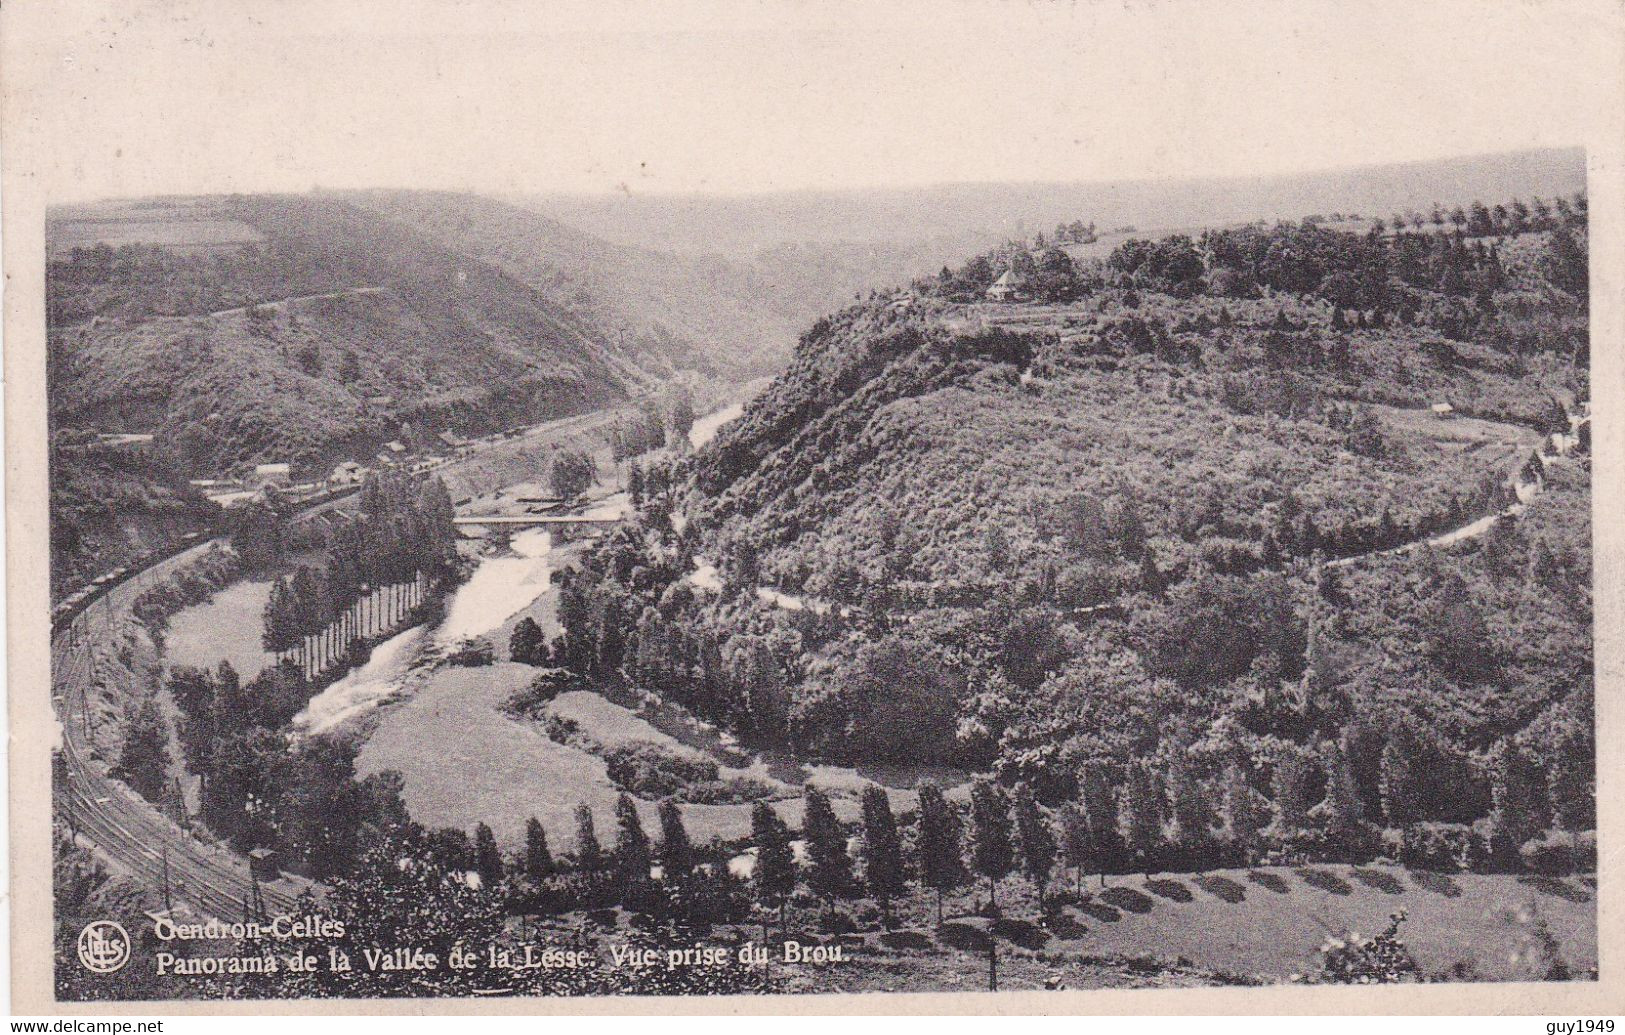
[{"xmin": 600, "ymin": 742, "xmax": 775, "ymax": 805}]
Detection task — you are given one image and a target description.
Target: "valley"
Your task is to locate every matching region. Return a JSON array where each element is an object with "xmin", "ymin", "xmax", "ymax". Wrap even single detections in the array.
[{"xmin": 49, "ymin": 158, "xmax": 1596, "ymax": 998}]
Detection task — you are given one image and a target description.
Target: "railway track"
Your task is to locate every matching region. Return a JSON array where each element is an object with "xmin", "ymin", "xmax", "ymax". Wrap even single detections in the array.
[
  {"xmin": 54, "ymin": 632, "xmax": 306, "ymax": 921},
  {"xmin": 48, "ymin": 403, "xmax": 631, "ymax": 922}
]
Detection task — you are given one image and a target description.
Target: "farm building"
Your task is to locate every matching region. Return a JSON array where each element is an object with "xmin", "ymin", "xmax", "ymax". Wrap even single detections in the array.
[
  {"xmin": 987, "ymin": 269, "xmax": 1025, "ymax": 302},
  {"xmin": 329, "ymin": 460, "xmax": 366, "ymax": 486},
  {"xmin": 1431, "ymin": 402, "xmax": 1455, "ymax": 418},
  {"xmin": 253, "ymin": 462, "xmax": 291, "ymax": 486}
]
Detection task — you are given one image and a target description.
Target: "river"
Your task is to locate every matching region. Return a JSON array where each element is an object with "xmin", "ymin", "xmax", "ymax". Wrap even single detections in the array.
[
  {"xmin": 293, "ymin": 527, "xmax": 556, "ymax": 735},
  {"xmin": 689, "ymin": 401, "xmax": 743, "ymax": 449}
]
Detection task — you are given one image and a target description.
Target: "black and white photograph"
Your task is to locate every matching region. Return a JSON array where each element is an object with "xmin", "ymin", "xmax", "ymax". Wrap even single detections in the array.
[{"xmin": 4, "ymin": 0, "xmax": 1620, "ymax": 1015}]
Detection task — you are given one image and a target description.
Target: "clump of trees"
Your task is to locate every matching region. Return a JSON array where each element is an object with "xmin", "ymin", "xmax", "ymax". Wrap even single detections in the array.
[
  {"xmin": 262, "ymin": 471, "xmax": 456, "ymax": 680},
  {"xmin": 167, "ymin": 659, "xmax": 408, "ymax": 877},
  {"xmin": 550, "ymin": 451, "xmax": 598, "ymax": 499}
]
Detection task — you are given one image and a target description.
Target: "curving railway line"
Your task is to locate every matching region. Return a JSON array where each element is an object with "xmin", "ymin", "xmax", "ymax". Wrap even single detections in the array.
[
  {"xmin": 50, "ymin": 404, "xmax": 628, "ymax": 922},
  {"xmin": 54, "ymin": 631, "xmax": 310, "ymax": 921}
]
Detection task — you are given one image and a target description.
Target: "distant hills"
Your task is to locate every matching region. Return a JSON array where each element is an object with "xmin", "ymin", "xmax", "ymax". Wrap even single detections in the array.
[
  {"xmin": 339, "ymin": 190, "xmax": 805, "ymax": 379},
  {"xmin": 43, "ymin": 145, "xmax": 1587, "ymax": 489},
  {"xmin": 525, "ymin": 147, "xmax": 1586, "ymax": 256},
  {"xmin": 47, "ymin": 194, "xmax": 642, "ymax": 475}
]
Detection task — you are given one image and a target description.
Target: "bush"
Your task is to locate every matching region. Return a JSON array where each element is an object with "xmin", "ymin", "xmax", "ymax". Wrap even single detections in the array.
[
  {"xmin": 506, "ymin": 668, "xmax": 583, "ymax": 713},
  {"xmin": 1304, "ymin": 910, "xmax": 1420, "ymax": 984},
  {"xmin": 1519, "ymin": 830, "xmax": 1596, "ymax": 875},
  {"xmin": 600, "ymin": 741, "xmax": 776, "ymax": 805},
  {"xmin": 1400, "ymin": 822, "xmax": 1480, "ymax": 872},
  {"xmin": 603, "ymin": 742, "xmax": 720, "ymax": 797},
  {"xmin": 445, "ymin": 637, "xmax": 494, "ymax": 667}
]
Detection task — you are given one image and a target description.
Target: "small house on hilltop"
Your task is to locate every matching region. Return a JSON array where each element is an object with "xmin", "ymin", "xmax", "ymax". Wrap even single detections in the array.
[
  {"xmin": 987, "ymin": 270, "xmax": 1025, "ymax": 302},
  {"xmin": 1431, "ymin": 402, "xmax": 1455, "ymax": 419}
]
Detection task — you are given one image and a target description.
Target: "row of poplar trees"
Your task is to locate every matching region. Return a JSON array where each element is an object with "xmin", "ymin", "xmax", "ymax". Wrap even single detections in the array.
[
  {"xmin": 488, "ymin": 779, "xmax": 1066, "ymax": 931},
  {"xmin": 482, "ymin": 732, "xmax": 1579, "ymax": 933},
  {"xmin": 262, "ymin": 472, "xmax": 457, "ymax": 679}
]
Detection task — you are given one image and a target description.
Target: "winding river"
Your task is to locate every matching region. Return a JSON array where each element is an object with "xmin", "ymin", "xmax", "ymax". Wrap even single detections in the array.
[{"xmin": 293, "ymin": 528, "xmax": 556, "ymax": 736}]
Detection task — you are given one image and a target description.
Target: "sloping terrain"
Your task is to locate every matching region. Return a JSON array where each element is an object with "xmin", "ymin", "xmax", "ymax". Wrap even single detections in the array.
[
  {"xmin": 343, "ymin": 191, "xmax": 804, "ymax": 378},
  {"xmin": 556, "ymin": 207, "xmax": 1592, "ymax": 857},
  {"xmin": 47, "ymin": 194, "xmax": 642, "ymax": 476}
]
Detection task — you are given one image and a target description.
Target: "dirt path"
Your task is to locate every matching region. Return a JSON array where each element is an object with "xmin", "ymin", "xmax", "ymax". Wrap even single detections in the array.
[{"xmin": 206, "ymin": 286, "xmax": 384, "ymax": 317}]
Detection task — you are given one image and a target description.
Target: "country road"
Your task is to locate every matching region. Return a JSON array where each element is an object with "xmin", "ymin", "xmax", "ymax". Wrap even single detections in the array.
[
  {"xmin": 51, "ymin": 403, "xmax": 625, "ymax": 921},
  {"xmin": 206, "ymin": 286, "xmax": 385, "ymax": 318}
]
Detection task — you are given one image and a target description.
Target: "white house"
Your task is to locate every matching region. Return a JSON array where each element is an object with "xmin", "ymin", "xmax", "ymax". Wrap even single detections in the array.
[
  {"xmin": 986, "ymin": 269, "xmax": 1025, "ymax": 302},
  {"xmin": 1430, "ymin": 402, "xmax": 1455, "ymax": 419}
]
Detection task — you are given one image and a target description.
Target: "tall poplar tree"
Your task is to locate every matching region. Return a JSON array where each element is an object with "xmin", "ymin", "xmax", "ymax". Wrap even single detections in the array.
[
  {"xmin": 523, "ymin": 817, "xmax": 553, "ymax": 880},
  {"xmin": 613, "ymin": 793, "xmax": 652, "ymax": 893},
  {"xmin": 473, "ymin": 822, "xmax": 503, "ymax": 889},
  {"xmin": 1079, "ymin": 761, "xmax": 1121, "ymax": 885},
  {"xmin": 802, "ymin": 786, "xmax": 852, "ymax": 913},
  {"xmin": 1012, "ymin": 783, "xmax": 1057, "ymax": 910},
  {"xmin": 915, "ymin": 782, "xmax": 967, "ymax": 922},
  {"xmin": 657, "ymin": 799, "xmax": 694, "ymax": 881},
  {"xmin": 968, "ymin": 778, "xmax": 1014, "ymax": 908},
  {"xmin": 1118, "ymin": 761, "xmax": 1163, "ymax": 876},
  {"xmin": 859, "ymin": 786, "xmax": 907, "ymax": 927},
  {"xmin": 751, "ymin": 801, "xmax": 797, "ymax": 935},
  {"xmin": 573, "ymin": 802, "xmax": 603, "ymax": 872},
  {"xmin": 1221, "ymin": 761, "xmax": 1267, "ymax": 865}
]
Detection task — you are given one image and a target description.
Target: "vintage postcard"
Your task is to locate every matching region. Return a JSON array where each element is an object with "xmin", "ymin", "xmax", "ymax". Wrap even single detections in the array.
[{"xmin": 4, "ymin": 0, "xmax": 1622, "ymax": 1015}]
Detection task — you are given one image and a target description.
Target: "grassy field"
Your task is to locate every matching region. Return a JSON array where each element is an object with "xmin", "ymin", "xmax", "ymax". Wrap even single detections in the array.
[
  {"xmin": 46, "ymin": 198, "xmax": 264, "ymax": 258},
  {"xmin": 163, "ymin": 580, "xmax": 275, "ymax": 679},
  {"xmin": 519, "ymin": 862, "xmax": 1595, "ymax": 991},
  {"xmin": 352, "ymin": 662, "xmax": 809, "ymax": 846}
]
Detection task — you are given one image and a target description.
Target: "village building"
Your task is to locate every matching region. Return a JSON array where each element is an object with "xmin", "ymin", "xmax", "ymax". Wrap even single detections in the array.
[
  {"xmin": 986, "ymin": 269, "xmax": 1025, "ymax": 302},
  {"xmin": 96, "ymin": 432, "xmax": 155, "ymax": 448},
  {"xmin": 329, "ymin": 460, "xmax": 366, "ymax": 486},
  {"xmin": 253, "ymin": 462, "xmax": 291, "ymax": 487}
]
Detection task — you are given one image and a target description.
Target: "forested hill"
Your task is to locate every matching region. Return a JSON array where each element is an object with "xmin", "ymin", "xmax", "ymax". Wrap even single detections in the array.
[
  {"xmin": 46, "ymin": 193, "xmax": 716, "ymax": 476},
  {"xmin": 557, "ymin": 195, "xmax": 1592, "ymax": 852},
  {"xmin": 340, "ymin": 191, "xmax": 806, "ymax": 379}
]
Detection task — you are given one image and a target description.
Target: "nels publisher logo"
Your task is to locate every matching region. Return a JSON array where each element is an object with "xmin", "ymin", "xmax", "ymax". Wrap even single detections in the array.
[{"xmin": 76, "ymin": 920, "xmax": 131, "ymax": 973}]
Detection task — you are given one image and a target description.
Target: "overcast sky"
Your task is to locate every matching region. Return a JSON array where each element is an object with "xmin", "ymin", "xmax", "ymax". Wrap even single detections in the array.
[{"xmin": 12, "ymin": 0, "xmax": 1620, "ymax": 202}]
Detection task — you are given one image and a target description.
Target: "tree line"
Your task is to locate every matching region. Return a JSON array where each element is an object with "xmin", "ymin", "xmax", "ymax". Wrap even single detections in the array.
[{"xmin": 261, "ymin": 472, "xmax": 457, "ymax": 680}]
